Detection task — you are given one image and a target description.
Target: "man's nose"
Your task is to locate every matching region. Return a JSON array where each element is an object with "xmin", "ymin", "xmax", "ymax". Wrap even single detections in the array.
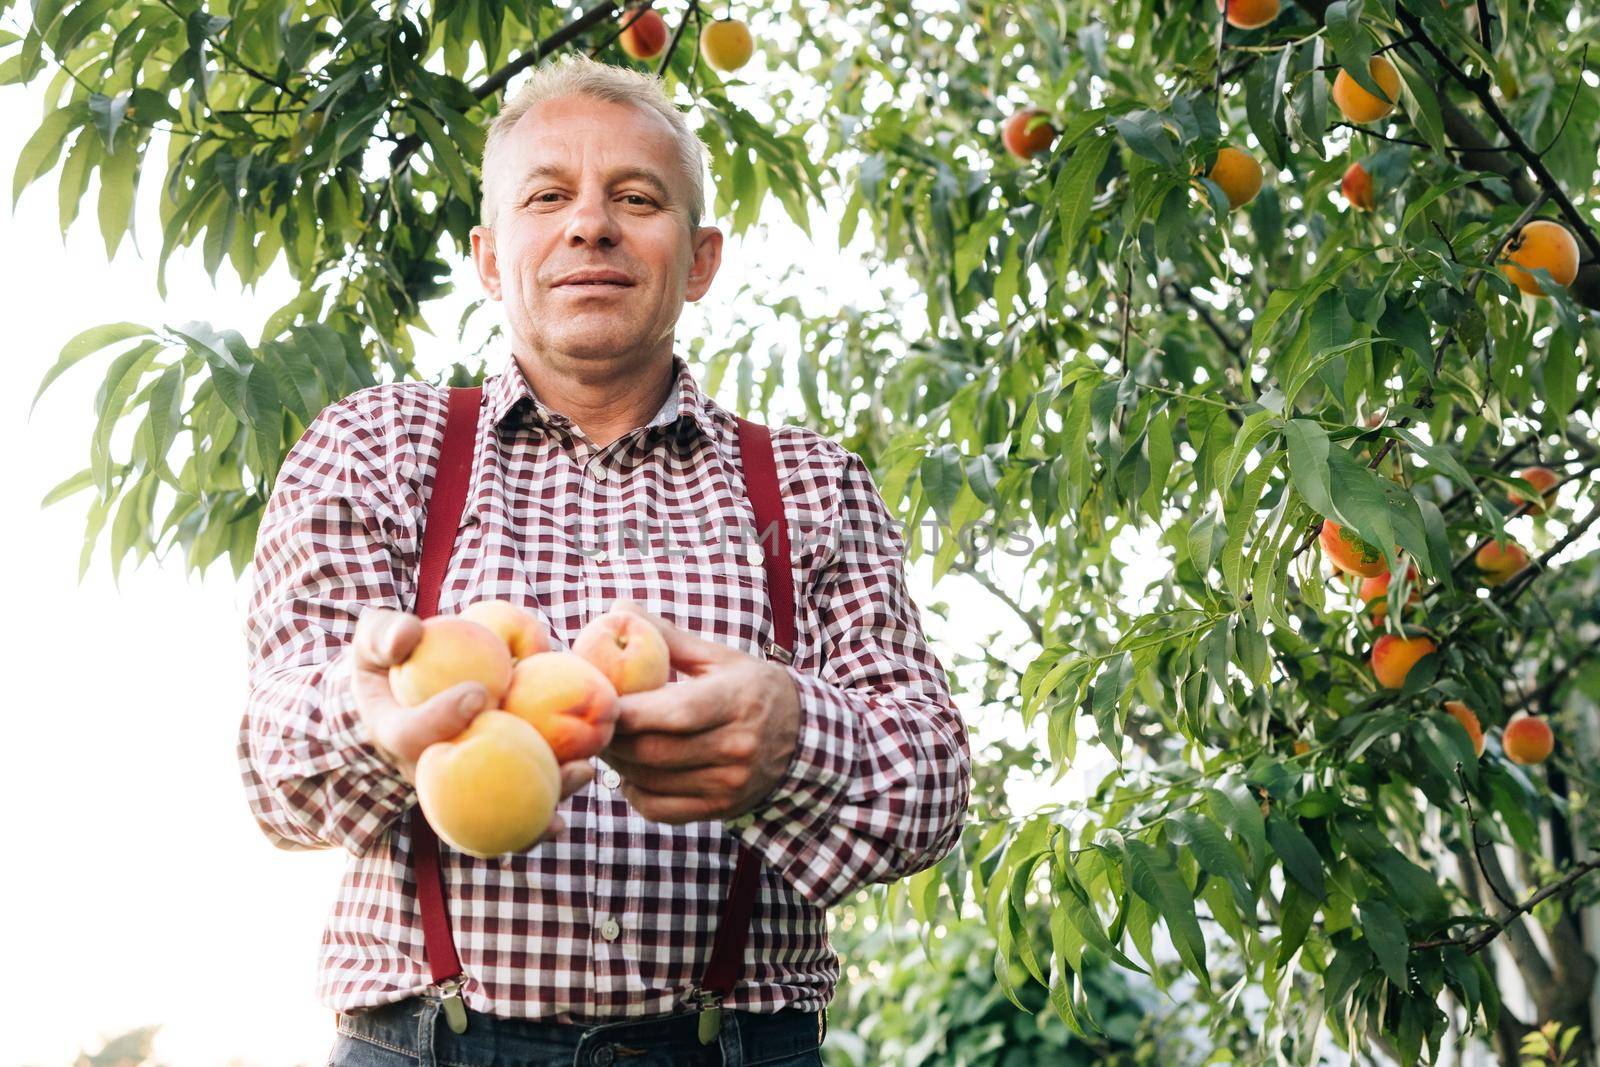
[{"xmin": 563, "ymin": 186, "xmax": 621, "ymax": 247}]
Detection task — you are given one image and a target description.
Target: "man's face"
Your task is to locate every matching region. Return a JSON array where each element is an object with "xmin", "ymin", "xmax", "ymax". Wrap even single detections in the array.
[{"xmin": 470, "ymin": 95, "xmax": 722, "ymax": 368}]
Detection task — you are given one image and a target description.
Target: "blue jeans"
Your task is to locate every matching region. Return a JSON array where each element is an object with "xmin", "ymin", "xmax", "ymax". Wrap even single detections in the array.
[{"xmin": 328, "ymin": 994, "xmax": 826, "ymax": 1067}]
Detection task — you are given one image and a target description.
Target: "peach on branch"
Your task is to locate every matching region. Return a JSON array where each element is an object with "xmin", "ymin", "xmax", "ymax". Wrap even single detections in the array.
[
  {"xmin": 1001, "ymin": 108, "xmax": 1056, "ymax": 162},
  {"xmin": 1503, "ymin": 713, "xmax": 1554, "ymax": 765},
  {"xmin": 1333, "ymin": 56, "xmax": 1402, "ymax": 123},
  {"xmin": 1474, "ymin": 539, "xmax": 1529, "ymax": 587},
  {"xmin": 1358, "ymin": 564, "xmax": 1419, "ymax": 623},
  {"xmin": 1208, "ymin": 145, "xmax": 1263, "ymax": 209},
  {"xmin": 1341, "ymin": 162, "xmax": 1375, "ymax": 210},
  {"xmin": 1501, "ymin": 220, "xmax": 1580, "ymax": 297},
  {"xmin": 1320, "ymin": 519, "xmax": 1387, "ymax": 579},
  {"xmin": 618, "ymin": 6, "xmax": 669, "ymax": 60},
  {"xmin": 389, "ymin": 616, "xmax": 514, "ymax": 708},
  {"xmin": 1370, "ymin": 632, "xmax": 1437, "ymax": 690},
  {"xmin": 1217, "ymin": 0, "xmax": 1279, "ymax": 29},
  {"xmin": 502, "ymin": 651, "xmax": 621, "ymax": 763},
  {"xmin": 1442, "ymin": 700, "xmax": 1485, "ymax": 758},
  {"xmin": 415, "ymin": 710, "xmax": 562, "ymax": 858},
  {"xmin": 1508, "ymin": 465, "xmax": 1559, "ymax": 515},
  {"xmin": 573, "ymin": 606, "xmax": 672, "ymax": 694},
  {"xmin": 460, "ymin": 599, "xmax": 551, "ymax": 661},
  {"xmin": 700, "ymin": 17, "xmax": 753, "ymax": 71}
]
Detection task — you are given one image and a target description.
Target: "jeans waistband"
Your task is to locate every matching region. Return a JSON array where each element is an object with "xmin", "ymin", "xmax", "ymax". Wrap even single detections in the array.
[{"xmin": 336, "ymin": 994, "xmax": 826, "ymax": 1067}]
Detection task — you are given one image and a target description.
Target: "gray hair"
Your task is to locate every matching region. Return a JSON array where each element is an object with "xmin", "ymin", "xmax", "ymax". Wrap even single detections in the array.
[{"xmin": 479, "ymin": 53, "xmax": 709, "ymax": 231}]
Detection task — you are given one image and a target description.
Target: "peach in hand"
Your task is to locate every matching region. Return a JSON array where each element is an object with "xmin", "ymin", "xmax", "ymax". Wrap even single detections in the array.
[
  {"xmin": 1370, "ymin": 633, "xmax": 1436, "ymax": 690},
  {"xmin": 503, "ymin": 651, "xmax": 622, "ymax": 763},
  {"xmin": 415, "ymin": 710, "xmax": 562, "ymax": 858},
  {"xmin": 389, "ymin": 616, "xmax": 514, "ymax": 708},
  {"xmin": 460, "ymin": 599, "xmax": 552, "ymax": 661},
  {"xmin": 573, "ymin": 606, "xmax": 671, "ymax": 694}
]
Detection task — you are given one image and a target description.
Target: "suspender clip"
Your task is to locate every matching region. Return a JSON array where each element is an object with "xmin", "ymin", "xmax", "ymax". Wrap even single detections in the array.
[
  {"xmin": 688, "ymin": 988, "xmax": 724, "ymax": 1045},
  {"xmin": 763, "ymin": 641, "xmax": 794, "ymax": 665},
  {"xmin": 435, "ymin": 976, "xmax": 469, "ymax": 1034}
]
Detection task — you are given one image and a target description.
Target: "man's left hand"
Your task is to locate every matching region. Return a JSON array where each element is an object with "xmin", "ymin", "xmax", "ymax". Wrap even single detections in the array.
[{"xmin": 601, "ymin": 599, "xmax": 801, "ymax": 824}]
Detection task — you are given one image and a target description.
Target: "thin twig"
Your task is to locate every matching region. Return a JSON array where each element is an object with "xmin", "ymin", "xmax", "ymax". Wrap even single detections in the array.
[
  {"xmin": 1458, "ymin": 763, "xmax": 1518, "ymax": 911},
  {"xmin": 1535, "ymin": 43, "xmax": 1590, "ymax": 157}
]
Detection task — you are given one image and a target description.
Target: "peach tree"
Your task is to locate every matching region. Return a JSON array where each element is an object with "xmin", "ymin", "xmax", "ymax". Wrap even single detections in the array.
[{"xmin": 11, "ymin": 0, "xmax": 1600, "ymax": 1062}]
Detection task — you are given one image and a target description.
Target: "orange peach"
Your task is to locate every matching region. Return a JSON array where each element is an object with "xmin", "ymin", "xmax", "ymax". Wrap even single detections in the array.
[
  {"xmin": 618, "ymin": 6, "xmax": 669, "ymax": 60},
  {"xmin": 415, "ymin": 710, "xmax": 562, "ymax": 858},
  {"xmin": 1333, "ymin": 56, "xmax": 1402, "ymax": 123},
  {"xmin": 1293, "ymin": 740, "xmax": 1311, "ymax": 755},
  {"xmin": 1501, "ymin": 220, "xmax": 1580, "ymax": 297},
  {"xmin": 1503, "ymin": 713, "xmax": 1554, "ymax": 765},
  {"xmin": 502, "ymin": 651, "xmax": 621, "ymax": 763},
  {"xmin": 700, "ymin": 17, "xmax": 753, "ymax": 71},
  {"xmin": 1341, "ymin": 162, "xmax": 1375, "ymax": 210},
  {"xmin": 1508, "ymin": 466, "xmax": 1559, "ymax": 515},
  {"xmin": 389, "ymin": 616, "xmax": 514, "ymax": 708},
  {"xmin": 1321, "ymin": 519, "xmax": 1387, "ymax": 579},
  {"xmin": 460, "ymin": 599, "xmax": 552, "ymax": 661},
  {"xmin": 1442, "ymin": 700, "xmax": 1485, "ymax": 758},
  {"xmin": 1002, "ymin": 108, "xmax": 1056, "ymax": 161},
  {"xmin": 1474, "ymin": 539, "xmax": 1529, "ymax": 587},
  {"xmin": 1217, "ymin": 0, "xmax": 1279, "ymax": 29},
  {"xmin": 1370, "ymin": 633, "xmax": 1437, "ymax": 690},
  {"xmin": 573, "ymin": 608, "xmax": 671, "ymax": 694},
  {"xmin": 1358, "ymin": 564, "xmax": 1419, "ymax": 623},
  {"xmin": 1209, "ymin": 145, "xmax": 1263, "ymax": 209}
]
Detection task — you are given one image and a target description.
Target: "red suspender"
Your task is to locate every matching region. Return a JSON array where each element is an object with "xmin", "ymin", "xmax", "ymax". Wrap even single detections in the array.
[{"xmin": 405, "ymin": 389, "xmax": 795, "ymax": 1037}]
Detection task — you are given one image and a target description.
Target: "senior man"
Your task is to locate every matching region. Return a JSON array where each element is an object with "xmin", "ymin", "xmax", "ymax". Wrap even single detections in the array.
[{"xmin": 240, "ymin": 54, "xmax": 970, "ymax": 1066}]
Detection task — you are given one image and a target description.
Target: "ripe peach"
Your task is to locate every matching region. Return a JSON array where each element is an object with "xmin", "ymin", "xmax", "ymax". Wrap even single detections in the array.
[
  {"xmin": 1293, "ymin": 740, "xmax": 1311, "ymax": 755},
  {"xmin": 1002, "ymin": 108, "xmax": 1056, "ymax": 161},
  {"xmin": 1474, "ymin": 539, "xmax": 1529, "ymax": 587},
  {"xmin": 1208, "ymin": 145, "xmax": 1263, "ymax": 209},
  {"xmin": 1370, "ymin": 633, "xmax": 1437, "ymax": 690},
  {"xmin": 700, "ymin": 17, "xmax": 753, "ymax": 71},
  {"xmin": 389, "ymin": 616, "xmax": 514, "ymax": 708},
  {"xmin": 460, "ymin": 599, "xmax": 551, "ymax": 661},
  {"xmin": 1341, "ymin": 162, "xmax": 1375, "ymax": 210},
  {"xmin": 618, "ymin": 7, "xmax": 669, "ymax": 60},
  {"xmin": 573, "ymin": 608, "xmax": 671, "ymax": 694},
  {"xmin": 1320, "ymin": 519, "xmax": 1387, "ymax": 579},
  {"xmin": 1501, "ymin": 220, "xmax": 1580, "ymax": 297},
  {"xmin": 502, "ymin": 651, "xmax": 621, "ymax": 763},
  {"xmin": 1217, "ymin": 0, "xmax": 1279, "ymax": 29},
  {"xmin": 1333, "ymin": 56, "xmax": 1402, "ymax": 124},
  {"xmin": 1358, "ymin": 565, "xmax": 1419, "ymax": 623},
  {"xmin": 1442, "ymin": 700, "xmax": 1485, "ymax": 758},
  {"xmin": 415, "ymin": 710, "xmax": 561, "ymax": 858},
  {"xmin": 1508, "ymin": 466, "xmax": 1559, "ymax": 515},
  {"xmin": 1503, "ymin": 713, "xmax": 1554, "ymax": 765}
]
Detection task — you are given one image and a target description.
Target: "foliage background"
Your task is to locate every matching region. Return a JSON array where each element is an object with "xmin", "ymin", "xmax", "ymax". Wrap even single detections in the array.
[{"xmin": 8, "ymin": 0, "xmax": 1600, "ymax": 1062}]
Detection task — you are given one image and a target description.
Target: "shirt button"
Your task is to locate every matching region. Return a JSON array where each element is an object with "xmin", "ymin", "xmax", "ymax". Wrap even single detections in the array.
[
  {"xmin": 601, "ymin": 768, "xmax": 621, "ymax": 790},
  {"xmin": 592, "ymin": 549, "xmax": 607, "ymax": 564},
  {"xmin": 747, "ymin": 543, "xmax": 765, "ymax": 566},
  {"xmin": 592, "ymin": 464, "xmax": 608, "ymax": 482},
  {"xmin": 599, "ymin": 917, "xmax": 621, "ymax": 942}
]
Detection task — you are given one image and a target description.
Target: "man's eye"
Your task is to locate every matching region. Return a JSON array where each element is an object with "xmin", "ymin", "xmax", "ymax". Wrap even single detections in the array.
[{"xmin": 623, "ymin": 195, "xmax": 653, "ymax": 206}]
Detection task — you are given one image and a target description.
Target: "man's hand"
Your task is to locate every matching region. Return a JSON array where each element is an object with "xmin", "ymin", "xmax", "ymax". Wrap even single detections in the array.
[
  {"xmin": 351, "ymin": 607, "xmax": 594, "ymax": 840},
  {"xmin": 601, "ymin": 599, "xmax": 801, "ymax": 824}
]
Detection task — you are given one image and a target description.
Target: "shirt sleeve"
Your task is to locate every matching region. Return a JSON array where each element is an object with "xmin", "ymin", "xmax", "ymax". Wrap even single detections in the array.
[
  {"xmin": 236, "ymin": 393, "xmax": 416, "ymax": 857},
  {"xmin": 731, "ymin": 448, "xmax": 971, "ymax": 908}
]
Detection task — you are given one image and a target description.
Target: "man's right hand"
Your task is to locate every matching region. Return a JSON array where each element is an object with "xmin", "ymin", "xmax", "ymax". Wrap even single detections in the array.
[{"xmin": 351, "ymin": 607, "xmax": 595, "ymax": 841}]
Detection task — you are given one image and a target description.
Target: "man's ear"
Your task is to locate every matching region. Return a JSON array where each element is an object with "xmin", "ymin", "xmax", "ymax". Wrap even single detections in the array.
[
  {"xmin": 684, "ymin": 224, "xmax": 724, "ymax": 303},
  {"xmin": 470, "ymin": 224, "xmax": 502, "ymax": 300}
]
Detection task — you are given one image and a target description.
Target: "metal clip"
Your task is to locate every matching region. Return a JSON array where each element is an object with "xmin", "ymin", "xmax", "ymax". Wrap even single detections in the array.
[
  {"xmin": 436, "ymin": 976, "xmax": 469, "ymax": 1034},
  {"xmin": 688, "ymin": 988, "xmax": 723, "ymax": 1046},
  {"xmin": 763, "ymin": 641, "xmax": 794, "ymax": 665}
]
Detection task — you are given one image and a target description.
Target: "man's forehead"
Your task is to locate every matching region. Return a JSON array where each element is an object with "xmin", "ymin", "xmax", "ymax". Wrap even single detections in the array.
[{"xmin": 502, "ymin": 98, "xmax": 681, "ymax": 189}]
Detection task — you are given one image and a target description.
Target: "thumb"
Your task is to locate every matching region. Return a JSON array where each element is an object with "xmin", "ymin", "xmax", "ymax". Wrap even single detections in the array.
[{"xmin": 609, "ymin": 598, "xmax": 734, "ymax": 675}]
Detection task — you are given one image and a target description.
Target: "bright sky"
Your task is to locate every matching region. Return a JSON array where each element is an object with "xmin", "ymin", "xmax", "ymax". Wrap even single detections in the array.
[{"xmin": 1, "ymin": 66, "xmax": 1081, "ymax": 1067}]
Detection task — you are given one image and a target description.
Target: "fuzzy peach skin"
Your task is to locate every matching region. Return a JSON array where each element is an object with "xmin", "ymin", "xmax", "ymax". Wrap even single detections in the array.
[
  {"xmin": 1442, "ymin": 700, "xmax": 1485, "ymax": 758},
  {"xmin": 414, "ymin": 710, "xmax": 562, "ymax": 858},
  {"xmin": 1508, "ymin": 466, "xmax": 1559, "ymax": 515},
  {"xmin": 502, "ymin": 650, "xmax": 622, "ymax": 762},
  {"xmin": 388, "ymin": 616, "xmax": 514, "ymax": 708},
  {"xmin": 572, "ymin": 606, "xmax": 672, "ymax": 694},
  {"xmin": 1370, "ymin": 633, "xmax": 1436, "ymax": 690},
  {"xmin": 1503, "ymin": 713, "xmax": 1554, "ymax": 766},
  {"xmin": 460, "ymin": 599, "xmax": 552, "ymax": 660},
  {"xmin": 1320, "ymin": 519, "xmax": 1387, "ymax": 579},
  {"xmin": 1474, "ymin": 540, "xmax": 1529, "ymax": 587}
]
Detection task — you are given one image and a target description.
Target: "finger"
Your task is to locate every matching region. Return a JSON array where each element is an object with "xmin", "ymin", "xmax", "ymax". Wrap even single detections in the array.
[
  {"xmin": 620, "ymin": 783, "xmax": 728, "ymax": 825},
  {"xmin": 353, "ymin": 608, "xmax": 422, "ymax": 672},
  {"xmin": 536, "ymin": 813, "xmax": 567, "ymax": 844},
  {"xmin": 610, "ymin": 761, "xmax": 750, "ymax": 799},
  {"xmin": 608, "ymin": 598, "xmax": 733, "ymax": 676},
  {"xmin": 366, "ymin": 680, "xmax": 488, "ymax": 767},
  {"xmin": 605, "ymin": 728, "xmax": 744, "ymax": 770},
  {"xmin": 613, "ymin": 676, "xmax": 735, "ymax": 735},
  {"xmin": 557, "ymin": 760, "xmax": 596, "ymax": 802}
]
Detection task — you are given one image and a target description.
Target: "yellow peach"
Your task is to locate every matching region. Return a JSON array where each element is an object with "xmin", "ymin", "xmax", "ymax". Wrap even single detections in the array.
[
  {"xmin": 460, "ymin": 599, "xmax": 552, "ymax": 660},
  {"xmin": 415, "ymin": 710, "xmax": 562, "ymax": 858},
  {"xmin": 503, "ymin": 651, "xmax": 621, "ymax": 763},
  {"xmin": 573, "ymin": 608, "xmax": 671, "ymax": 694},
  {"xmin": 389, "ymin": 616, "xmax": 513, "ymax": 708}
]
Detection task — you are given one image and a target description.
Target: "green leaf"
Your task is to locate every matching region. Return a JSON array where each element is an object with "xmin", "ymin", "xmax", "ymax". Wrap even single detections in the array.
[
  {"xmin": 1266, "ymin": 814, "xmax": 1327, "ymax": 901},
  {"xmin": 1358, "ymin": 898, "xmax": 1410, "ymax": 986},
  {"xmin": 1325, "ymin": 0, "xmax": 1387, "ymax": 100},
  {"xmin": 1283, "ymin": 419, "xmax": 1333, "ymax": 517},
  {"xmin": 12, "ymin": 103, "xmax": 85, "ymax": 208},
  {"xmin": 1123, "ymin": 839, "xmax": 1209, "ymax": 984},
  {"xmin": 32, "ymin": 321, "xmax": 154, "ymax": 418},
  {"xmin": 1168, "ymin": 809, "xmax": 1254, "ymax": 911},
  {"xmin": 1054, "ymin": 135, "xmax": 1113, "ymax": 253}
]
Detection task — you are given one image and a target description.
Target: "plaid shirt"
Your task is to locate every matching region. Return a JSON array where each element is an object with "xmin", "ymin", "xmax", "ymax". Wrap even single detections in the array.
[{"xmin": 237, "ymin": 349, "xmax": 970, "ymax": 1022}]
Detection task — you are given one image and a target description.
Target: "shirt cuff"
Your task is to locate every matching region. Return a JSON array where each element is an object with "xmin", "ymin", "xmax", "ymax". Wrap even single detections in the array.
[{"xmin": 726, "ymin": 665, "xmax": 858, "ymax": 866}]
